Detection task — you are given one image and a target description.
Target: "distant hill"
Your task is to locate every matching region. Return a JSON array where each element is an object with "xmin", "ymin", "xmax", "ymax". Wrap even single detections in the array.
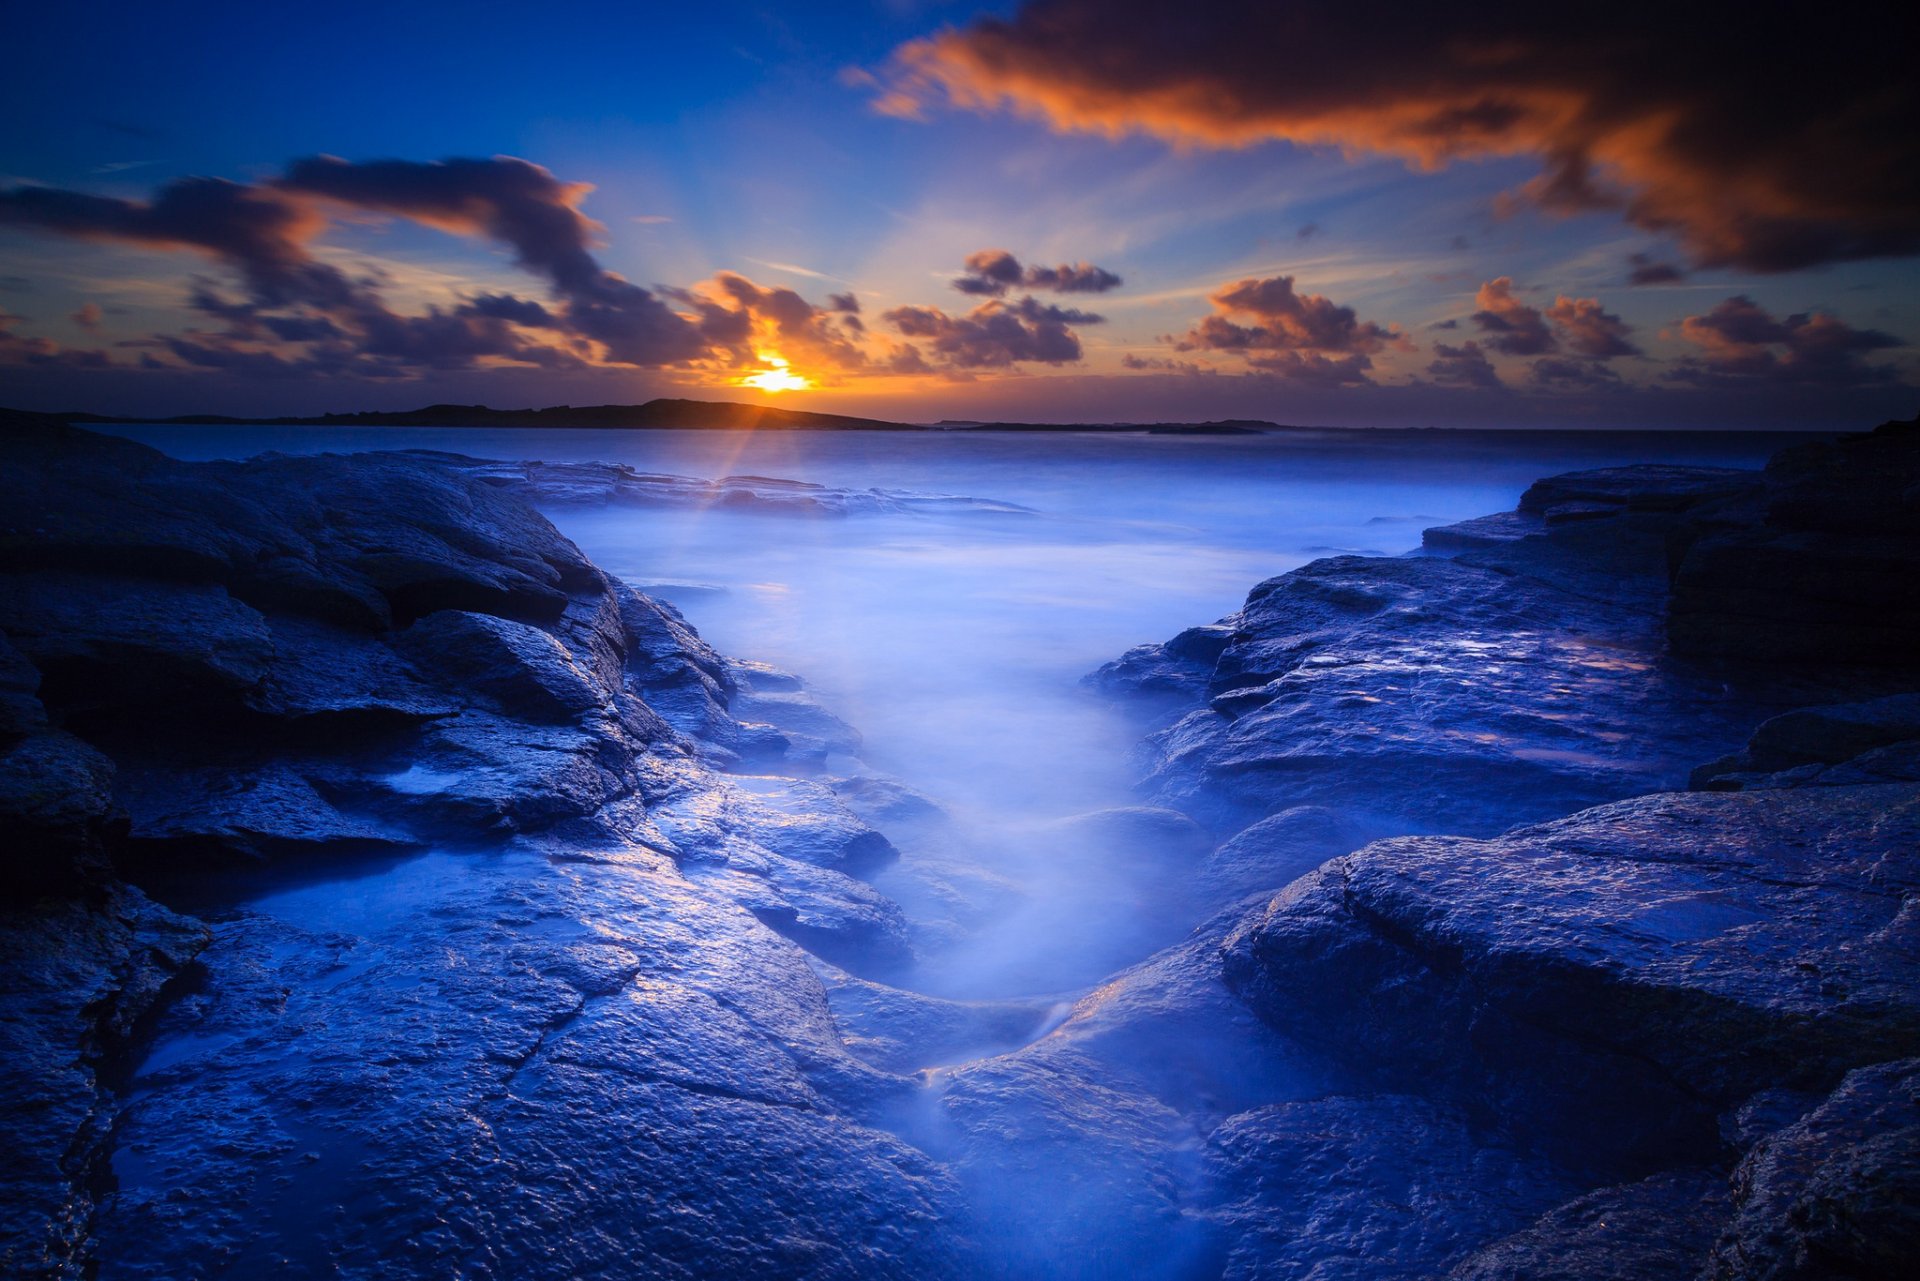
[
  {"xmin": 126, "ymin": 398, "xmax": 917, "ymax": 431},
  {"xmin": 3, "ymin": 399, "xmax": 1290, "ymax": 433}
]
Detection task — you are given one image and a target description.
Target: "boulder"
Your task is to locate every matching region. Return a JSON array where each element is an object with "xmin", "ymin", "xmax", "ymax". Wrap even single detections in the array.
[
  {"xmin": 1223, "ymin": 784, "xmax": 1920, "ymax": 1175},
  {"xmin": 1708, "ymin": 1058, "xmax": 1920, "ymax": 1281}
]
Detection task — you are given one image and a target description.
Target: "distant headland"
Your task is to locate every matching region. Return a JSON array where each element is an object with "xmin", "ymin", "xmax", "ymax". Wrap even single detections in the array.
[{"xmin": 1, "ymin": 398, "xmax": 1277, "ymax": 434}]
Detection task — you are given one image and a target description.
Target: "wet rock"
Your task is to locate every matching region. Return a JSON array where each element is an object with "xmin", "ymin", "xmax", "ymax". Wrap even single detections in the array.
[
  {"xmin": 1448, "ymin": 1168, "xmax": 1729, "ymax": 1280},
  {"xmin": 0, "ymin": 731, "xmax": 120, "ymax": 894},
  {"xmin": 1132, "ymin": 553, "xmax": 1755, "ymax": 834},
  {"xmin": 92, "ymin": 844, "xmax": 960, "ymax": 1280},
  {"xmin": 118, "ymin": 763, "xmax": 414, "ymax": 865},
  {"xmin": 1708, "ymin": 1057, "xmax": 1920, "ymax": 1281},
  {"xmin": 1695, "ymin": 692, "xmax": 1920, "ymax": 790},
  {"xmin": 445, "ymin": 454, "xmax": 1031, "ymax": 519},
  {"xmin": 1223, "ymin": 784, "xmax": 1920, "ymax": 1176},
  {"xmin": 0, "ymin": 633, "xmax": 47, "ymax": 738},
  {"xmin": 1669, "ymin": 414, "xmax": 1920, "ymax": 668},
  {"xmin": 1088, "ymin": 624, "xmax": 1232, "ymax": 703},
  {"xmin": 0, "ymin": 887, "xmax": 207, "ymax": 1279},
  {"xmin": 1202, "ymin": 1094, "xmax": 1574, "ymax": 1281},
  {"xmin": 811, "ymin": 961, "xmax": 1050, "ymax": 1073},
  {"xmin": 1195, "ymin": 805, "xmax": 1372, "ymax": 907},
  {"xmin": 397, "ymin": 609, "xmax": 610, "ymax": 724},
  {"xmin": 2, "ymin": 423, "xmax": 937, "ymax": 1275},
  {"xmin": 1516, "ymin": 464, "xmax": 1762, "ymax": 516}
]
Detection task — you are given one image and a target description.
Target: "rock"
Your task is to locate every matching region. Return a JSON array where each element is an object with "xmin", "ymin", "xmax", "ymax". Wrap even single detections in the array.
[
  {"xmin": 1669, "ymin": 414, "xmax": 1920, "ymax": 668},
  {"xmin": 1516, "ymin": 464, "xmax": 1762, "ymax": 515},
  {"xmin": 1695, "ymin": 693, "xmax": 1920, "ymax": 790},
  {"xmin": 811, "ymin": 961, "xmax": 1051, "ymax": 1073},
  {"xmin": 1202, "ymin": 1094, "xmax": 1574, "ymax": 1281},
  {"xmin": 441, "ymin": 454, "xmax": 1031, "ymax": 519},
  {"xmin": 0, "ymin": 633, "xmax": 47, "ymax": 739},
  {"xmin": 0, "ymin": 731, "xmax": 120, "ymax": 894},
  {"xmin": 1131, "ymin": 553, "xmax": 1757, "ymax": 834},
  {"xmin": 1, "ymin": 423, "xmax": 940, "ymax": 1275},
  {"xmin": 1223, "ymin": 784, "xmax": 1920, "ymax": 1176},
  {"xmin": 90, "ymin": 844, "xmax": 961, "ymax": 1280},
  {"xmin": 1196, "ymin": 805, "xmax": 1372, "ymax": 907},
  {"xmin": 396, "ymin": 610, "xmax": 610, "ymax": 724},
  {"xmin": 1448, "ymin": 1168, "xmax": 1730, "ymax": 1280},
  {"xmin": 1708, "ymin": 1057, "xmax": 1920, "ymax": 1281},
  {"xmin": 0, "ymin": 887, "xmax": 207, "ymax": 1279},
  {"xmin": 1088, "ymin": 624, "xmax": 1232, "ymax": 703},
  {"xmin": 117, "ymin": 763, "xmax": 414, "ymax": 865}
]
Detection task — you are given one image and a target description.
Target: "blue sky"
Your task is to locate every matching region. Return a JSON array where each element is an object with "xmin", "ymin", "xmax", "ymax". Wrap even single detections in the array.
[{"xmin": 3, "ymin": 0, "xmax": 1915, "ymax": 426}]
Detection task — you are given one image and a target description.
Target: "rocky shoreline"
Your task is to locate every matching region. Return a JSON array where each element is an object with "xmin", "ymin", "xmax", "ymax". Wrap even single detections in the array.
[{"xmin": 3, "ymin": 412, "xmax": 1916, "ymax": 1278}]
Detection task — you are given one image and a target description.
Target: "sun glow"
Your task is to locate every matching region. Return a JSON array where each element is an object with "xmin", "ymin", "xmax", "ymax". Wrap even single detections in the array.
[{"xmin": 739, "ymin": 355, "xmax": 811, "ymax": 393}]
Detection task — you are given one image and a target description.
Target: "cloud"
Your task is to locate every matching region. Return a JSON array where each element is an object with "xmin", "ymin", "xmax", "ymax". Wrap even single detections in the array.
[
  {"xmin": 0, "ymin": 176, "xmax": 346, "ymax": 308},
  {"xmin": 1171, "ymin": 274, "xmax": 1398, "ymax": 381},
  {"xmin": 952, "ymin": 248, "xmax": 1123, "ymax": 296},
  {"xmin": 1668, "ymin": 296, "xmax": 1904, "ymax": 388},
  {"xmin": 678, "ymin": 271, "xmax": 870, "ymax": 375},
  {"xmin": 1427, "ymin": 340, "xmax": 1502, "ymax": 389},
  {"xmin": 1470, "ymin": 277, "xmax": 1638, "ymax": 360},
  {"xmin": 1545, "ymin": 294, "xmax": 1639, "ymax": 358},
  {"xmin": 1626, "ymin": 253, "xmax": 1684, "ymax": 286},
  {"xmin": 883, "ymin": 293, "xmax": 1098, "ymax": 368},
  {"xmin": 0, "ymin": 309, "xmax": 110, "ymax": 369},
  {"xmin": 1530, "ymin": 356, "xmax": 1624, "ymax": 389},
  {"xmin": 1470, "ymin": 277, "xmax": 1555, "ymax": 355},
  {"xmin": 0, "ymin": 157, "xmax": 723, "ymax": 376},
  {"xmin": 278, "ymin": 155, "xmax": 708, "ymax": 366},
  {"xmin": 71, "ymin": 301, "xmax": 103, "ymax": 334},
  {"xmin": 879, "ymin": 0, "xmax": 1919, "ymax": 271}
]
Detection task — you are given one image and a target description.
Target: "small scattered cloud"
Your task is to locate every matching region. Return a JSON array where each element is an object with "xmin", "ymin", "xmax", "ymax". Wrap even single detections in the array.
[
  {"xmin": 1427, "ymin": 340, "xmax": 1502, "ymax": 389},
  {"xmin": 952, "ymin": 248, "xmax": 1122, "ymax": 297},
  {"xmin": 884, "ymin": 294, "xmax": 1099, "ymax": 368},
  {"xmin": 1667, "ymin": 295, "xmax": 1904, "ymax": 388},
  {"xmin": 1627, "ymin": 252, "xmax": 1685, "ymax": 286}
]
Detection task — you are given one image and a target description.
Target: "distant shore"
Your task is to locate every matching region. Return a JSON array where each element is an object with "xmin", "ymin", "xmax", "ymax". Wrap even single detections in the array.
[{"xmin": 1, "ymin": 398, "xmax": 1846, "ymax": 438}]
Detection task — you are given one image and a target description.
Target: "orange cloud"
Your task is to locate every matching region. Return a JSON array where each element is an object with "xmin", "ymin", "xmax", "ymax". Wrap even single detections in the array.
[{"xmin": 880, "ymin": 1, "xmax": 1919, "ymax": 271}]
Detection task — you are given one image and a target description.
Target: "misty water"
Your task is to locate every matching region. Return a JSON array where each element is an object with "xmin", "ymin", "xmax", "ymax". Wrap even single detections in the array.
[{"xmin": 108, "ymin": 423, "xmax": 1801, "ymax": 1006}]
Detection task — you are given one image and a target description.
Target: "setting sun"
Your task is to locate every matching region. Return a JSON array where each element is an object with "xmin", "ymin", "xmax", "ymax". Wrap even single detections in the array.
[{"xmin": 739, "ymin": 355, "xmax": 811, "ymax": 393}]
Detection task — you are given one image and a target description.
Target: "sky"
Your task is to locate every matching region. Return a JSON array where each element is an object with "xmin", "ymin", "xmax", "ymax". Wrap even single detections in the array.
[{"xmin": 2, "ymin": 0, "xmax": 1916, "ymax": 427}]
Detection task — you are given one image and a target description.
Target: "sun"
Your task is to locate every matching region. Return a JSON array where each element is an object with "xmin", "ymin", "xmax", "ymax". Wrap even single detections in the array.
[{"xmin": 738, "ymin": 355, "xmax": 811, "ymax": 393}]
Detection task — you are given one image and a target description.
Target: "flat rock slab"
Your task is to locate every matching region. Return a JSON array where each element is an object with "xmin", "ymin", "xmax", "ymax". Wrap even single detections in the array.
[{"xmin": 1225, "ymin": 784, "xmax": 1920, "ymax": 1173}]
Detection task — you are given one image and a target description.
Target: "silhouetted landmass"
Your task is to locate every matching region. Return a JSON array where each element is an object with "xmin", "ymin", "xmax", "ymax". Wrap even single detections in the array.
[{"xmin": 931, "ymin": 418, "xmax": 1273, "ymax": 434}]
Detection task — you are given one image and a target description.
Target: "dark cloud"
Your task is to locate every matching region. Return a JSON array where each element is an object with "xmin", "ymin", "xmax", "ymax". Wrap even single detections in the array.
[
  {"xmin": 1470, "ymin": 277, "xmax": 1555, "ymax": 355},
  {"xmin": 882, "ymin": 1, "xmax": 1919, "ymax": 271},
  {"xmin": 1627, "ymin": 253, "xmax": 1685, "ymax": 285},
  {"xmin": 827, "ymin": 291, "xmax": 860, "ymax": 313},
  {"xmin": 1545, "ymin": 294, "xmax": 1639, "ymax": 359},
  {"xmin": 1296, "ymin": 223, "xmax": 1321, "ymax": 241},
  {"xmin": 1530, "ymin": 356, "xmax": 1624, "ymax": 389},
  {"xmin": 952, "ymin": 248, "xmax": 1123, "ymax": 296},
  {"xmin": 0, "ymin": 176, "xmax": 349, "ymax": 309},
  {"xmin": 1668, "ymin": 296, "xmax": 1904, "ymax": 388},
  {"xmin": 1173, "ymin": 274, "xmax": 1396, "ymax": 383},
  {"xmin": 279, "ymin": 155, "xmax": 709, "ymax": 366},
  {"xmin": 462, "ymin": 293, "xmax": 561, "ymax": 328},
  {"xmin": 883, "ymin": 293, "xmax": 1098, "ymax": 368},
  {"xmin": 0, "ymin": 310, "xmax": 110, "ymax": 369},
  {"xmin": 1428, "ymin": 340, "xmax": 1503, "ymax": 389},
  {"xmin": 0, "ymin": 157, "xmax": 723, "ymax": 375},
  {"xmin": 1471, "ymin": 277, "xmax": 1639, "ymax": 360}
]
